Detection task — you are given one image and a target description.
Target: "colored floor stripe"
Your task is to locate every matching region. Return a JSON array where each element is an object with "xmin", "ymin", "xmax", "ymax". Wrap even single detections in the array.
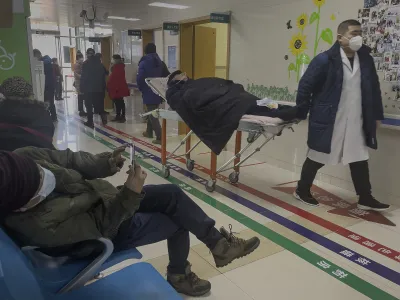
[
  {"xmin": 57, "ymin": 113, "xmax": 399, "ymax": 299},
  {"xmin": 60, "ymin": 113, "xmax": 400, "ymax": 287},
  {"xmin": 86, "ymin": 116, "xmax": 400, "ymax": 264}
]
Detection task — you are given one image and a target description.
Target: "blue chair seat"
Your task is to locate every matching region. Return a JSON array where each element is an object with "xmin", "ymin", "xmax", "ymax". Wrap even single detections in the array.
[
  {"xmin": 23, "ymin": 246, "xmax": 143, "ymax": 293},
  {"xmin": 56, "ymin": 263, "xmax": 183, "ymax": 300}
]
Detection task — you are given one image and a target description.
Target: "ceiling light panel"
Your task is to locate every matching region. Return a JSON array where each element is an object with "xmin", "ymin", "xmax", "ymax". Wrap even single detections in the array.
[{"xmin": 148, "ymin": 2, "xmax": 190, "ymax": 9}]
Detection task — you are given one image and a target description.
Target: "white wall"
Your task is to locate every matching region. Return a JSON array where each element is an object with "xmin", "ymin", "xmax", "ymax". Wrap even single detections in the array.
[
  {"xmin": 154, "ymin": 29, "xmax": 164, "ymax": 61},
  {"xmin": 111, "ymin": 0, "xmax": 400, "ymax": 205}
]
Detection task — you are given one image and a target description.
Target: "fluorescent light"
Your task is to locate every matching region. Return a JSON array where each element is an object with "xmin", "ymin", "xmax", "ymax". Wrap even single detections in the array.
[
  {"xmin": 108, "ymin": 16, "xmax": 140, "ymax": 21},
  {"xmin": 148, "ymin": 2, "xmax": 190, "ymax": 9}
]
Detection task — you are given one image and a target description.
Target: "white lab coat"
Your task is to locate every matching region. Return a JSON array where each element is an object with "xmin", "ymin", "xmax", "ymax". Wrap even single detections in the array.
[{"xmin": 307, "ymin": 48, "xmax": 369, "ymax": 165}]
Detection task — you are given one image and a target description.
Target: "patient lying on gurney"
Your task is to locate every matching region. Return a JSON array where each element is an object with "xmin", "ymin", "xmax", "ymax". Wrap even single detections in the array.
[{"xmin": 165, "ymin": 70, "xmax": 298, "ymax": 155}]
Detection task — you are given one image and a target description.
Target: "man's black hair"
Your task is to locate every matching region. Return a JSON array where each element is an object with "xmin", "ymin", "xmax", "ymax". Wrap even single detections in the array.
[
  {"xmin": 33, "ymin": 49, "xmax": 42, "ymax": 57},
  {"xmin": 145, "ymin": 43, "xmax": 157, "ymax": 54},
  {"xmin": 112, "ymin": 54, "xmax": 122, "ymax": 60},
  {"xmin": 76, "ymin": 53, "xmax": 84, "ymax": 60},
  {"xmin": 338, "ymin": 19, "xmax": 361, "ymax": 34}
]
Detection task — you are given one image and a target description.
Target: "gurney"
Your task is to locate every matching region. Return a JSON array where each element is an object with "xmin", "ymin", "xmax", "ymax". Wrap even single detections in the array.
[{"xmin": 141, "ymin": 77, "xmax": 299, "ymax": 192}]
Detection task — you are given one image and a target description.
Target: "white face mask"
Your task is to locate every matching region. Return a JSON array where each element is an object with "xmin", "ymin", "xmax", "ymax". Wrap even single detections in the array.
[
  {"xmin": 342, "ymin": 35, "xmax": 363, "ymax": 52},
  {"xmin": 16, "ymin": 166, "xmax": 56, "ymax": 212}
]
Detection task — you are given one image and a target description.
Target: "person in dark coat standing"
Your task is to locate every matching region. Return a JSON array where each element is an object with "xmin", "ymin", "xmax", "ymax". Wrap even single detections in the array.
[
  {"xmin": 81, "ymin": 48, "xmax": 108, "ymax": 127},
  {"xmin": 295, "ymin": 19, "xmax": 389, "ymax": 211},
  {"xmin": 137, "ymin": 43, "xmax": 170, "ymax": 144},
  {"xmin": 73, "ymin": 52, "xmax": 87, "ymax": 117},
  {"xmin": 0, "ymin": 77, "xmax": 55, "ymax": 151},
  {"xmin": 33, "ymin": 49, "xmax": 57, "ymax": 122},
  {"xmin": 107, "ymin": 54, "xmax": 130, "ymax": 123},
  {"xmin": 52, "ymin": 57, "xmax": 63, "ymax": 100}
]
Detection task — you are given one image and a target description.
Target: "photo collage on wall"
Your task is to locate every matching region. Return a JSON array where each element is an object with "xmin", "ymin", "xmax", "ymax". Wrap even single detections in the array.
[{"xmin": 361, "ymin": 0, "xmax": 400, "ymax": 105}]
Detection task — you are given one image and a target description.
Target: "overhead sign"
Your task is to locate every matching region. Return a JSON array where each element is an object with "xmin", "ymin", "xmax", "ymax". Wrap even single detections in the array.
[
  {"xmin": 210, "ymin": 13, "xmax": 231, "ymax": 24},
  {"xmin": 128, "ymin": 30, "xmax": 142, "ymax": 37},
  {"xmin": 89, "ymin": 37, "xmax": 102, "ymax": 43},
  {"xmin": 163, "ymin": 22, "xmax": 179, "ymax": 31}
]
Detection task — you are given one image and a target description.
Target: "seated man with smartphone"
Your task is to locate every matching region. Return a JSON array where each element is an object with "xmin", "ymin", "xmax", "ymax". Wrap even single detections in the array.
[{"xmin": 0, "ymin": 146, "xmax": 260, "ymax": 297}]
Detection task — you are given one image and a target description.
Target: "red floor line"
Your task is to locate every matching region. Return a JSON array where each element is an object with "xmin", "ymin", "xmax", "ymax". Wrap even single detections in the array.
[
  {"xmin": 197, "ymin": 151, "xmax": 211, "ymax": 156},
  {"xmin": 101, "ymin": 122, "xmax": 400, "ymax": 263}
]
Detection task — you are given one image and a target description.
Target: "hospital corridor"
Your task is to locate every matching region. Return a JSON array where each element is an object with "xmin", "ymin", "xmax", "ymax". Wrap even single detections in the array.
[{"xmin": 1, "ymin": 0, "xmax": 400, "ymax": 299}]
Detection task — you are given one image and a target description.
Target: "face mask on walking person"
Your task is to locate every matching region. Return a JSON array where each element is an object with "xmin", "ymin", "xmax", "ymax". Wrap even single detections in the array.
[{"xmin": 340, "ymin": 35, "xmax": 363, "ymax": 52}]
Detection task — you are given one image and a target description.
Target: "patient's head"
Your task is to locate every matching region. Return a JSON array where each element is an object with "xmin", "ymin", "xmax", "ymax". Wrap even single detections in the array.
[
  {"xmin": 167, "ymin": 70, "xmax": 188, "ymax": 86},
  {"xmin": 0, "ymin": 151, "xmax": 55, "ymax": 216},
  {"xmin": 0, "ymin": 77, "xmax": 34, "ymax": 101}
]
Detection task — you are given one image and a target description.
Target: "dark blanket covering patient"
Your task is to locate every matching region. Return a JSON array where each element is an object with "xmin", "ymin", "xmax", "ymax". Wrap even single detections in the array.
[{"xmin": 166, "ymin": 70, "xmax": 297, "ymax": 155}]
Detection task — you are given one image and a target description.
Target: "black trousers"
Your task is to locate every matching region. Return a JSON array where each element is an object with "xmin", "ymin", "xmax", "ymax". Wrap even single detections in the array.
[
  {"xmin": 85, "ymin": 92, "xmax": 104, "ymax": 123},
  {"xmin": 78, "ymin": 94, "xmax": 85, "ymax": 112},
  {"xmin": 298, "ymin": 158, "xmax": 372, "ymax": 197},
  {"xmin": 44, "ymin": 89, "xmax": 57, "ymax": 121},
  {"xmin": 55, "ymin": 77, "xmax": 63, "ymax": 99},
  {"xmin": 113, "ymin": 184, "xmax": 222, "ymax": 274},
  {"xmin": 145, "ymin": 104, "xmax": 162, "ymax": 139},
  {"xmin": 113, "ymin": 98, "xmax": 126, "ymax": 117}
]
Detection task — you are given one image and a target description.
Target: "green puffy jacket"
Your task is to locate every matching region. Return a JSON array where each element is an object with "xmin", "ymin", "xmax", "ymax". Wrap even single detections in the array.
[{"xmin": 5, "ymin": 147, "xmax": 143, "ymax": 252}]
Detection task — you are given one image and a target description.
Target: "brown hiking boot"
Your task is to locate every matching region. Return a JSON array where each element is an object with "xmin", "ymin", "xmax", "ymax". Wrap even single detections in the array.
[
  {"xmin": 167, "ymin": 263, "xmax": 211, "ymax": 297},
  {"xmin": 212, "ymin": 225, "xmax": 260, "ymax": 268}
]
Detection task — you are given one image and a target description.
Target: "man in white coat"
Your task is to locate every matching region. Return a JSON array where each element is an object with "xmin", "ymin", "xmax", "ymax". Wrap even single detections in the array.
[{"xmin": 294, "ymin": 19, "xmax": 390, "ymax": 211}]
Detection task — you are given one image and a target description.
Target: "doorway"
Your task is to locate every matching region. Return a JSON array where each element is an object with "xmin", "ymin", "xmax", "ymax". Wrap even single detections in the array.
[{"xmin": 178, "ymin": 17, "xmax": 231, "ymax": 133}]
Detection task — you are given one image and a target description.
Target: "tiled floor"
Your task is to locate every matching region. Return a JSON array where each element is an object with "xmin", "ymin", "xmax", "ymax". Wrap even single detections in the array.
[{"xmin": 54, "ymin": 95, "xmax": 400, "ymax": 299}]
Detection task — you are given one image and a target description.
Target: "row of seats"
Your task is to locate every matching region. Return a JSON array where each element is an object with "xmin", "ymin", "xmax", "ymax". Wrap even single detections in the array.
[{"xmin": 0, "ymin": 228, "xmax": 182, "ymax": 299}]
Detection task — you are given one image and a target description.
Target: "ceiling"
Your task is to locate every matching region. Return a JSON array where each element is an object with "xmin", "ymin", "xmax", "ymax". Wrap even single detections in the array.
[{"xmin": 29, "ymin": 0, "xmax": 298, "ymax": 29}]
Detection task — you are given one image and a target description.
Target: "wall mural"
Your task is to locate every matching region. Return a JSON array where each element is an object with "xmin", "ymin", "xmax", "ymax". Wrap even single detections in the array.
[
  {"xmin": 246, "ymin": 0, "xmax": 335, "ymax": 101},
  {"xmin": 0, "ymin": 41, "xmax": 16, "ymax": 71},
  {"xmin": 246, "ymin": 83, "xmax": 297, "ymax": 102},
  {"xmin": 288, "ymin": 0, "xmax": 334, "ymax": 82}
]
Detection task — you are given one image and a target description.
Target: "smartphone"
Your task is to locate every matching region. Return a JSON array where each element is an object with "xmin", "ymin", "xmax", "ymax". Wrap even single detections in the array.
[{"xmin": 130, "ymin": 143, "xmax": 136, "ymax": 175}]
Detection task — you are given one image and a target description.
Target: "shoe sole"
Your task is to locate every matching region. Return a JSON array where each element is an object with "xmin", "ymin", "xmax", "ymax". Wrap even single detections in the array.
[
  {"xmin": 357, "ymin": 204, "xmax": 391, "ymax": 212},
  {"xmin": 293, "ymin": 192, "xmax": 319, "ymax": 207},
  {"xmin": 216, "ymin": 239, "xmax": 261, "ymax": 268},
  {"xmin": 167, "ymin": 280, "xmax": 211, "ymax": 297}
]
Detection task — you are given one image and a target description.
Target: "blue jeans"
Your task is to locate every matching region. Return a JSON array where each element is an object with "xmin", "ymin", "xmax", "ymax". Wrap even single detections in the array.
[{"xmin": 113, "ymin": 184, "xmax": 223, "ymax": 274}]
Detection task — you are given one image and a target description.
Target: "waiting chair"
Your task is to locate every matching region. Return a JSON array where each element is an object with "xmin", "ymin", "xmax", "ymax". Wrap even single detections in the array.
[{"xmin": 0, "ymin": 227, "xmax": 182, "ymax": 300}]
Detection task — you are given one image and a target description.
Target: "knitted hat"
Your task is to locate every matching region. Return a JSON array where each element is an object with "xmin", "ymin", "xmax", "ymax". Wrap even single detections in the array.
[
  {"xmin": 0, "ymin": 77, "xmax": 33, "ymax": 100},
  {"xmin": 0, "ymin": 151, "xmax": 41, "ymax": 217},
  {"xmin": 167, "ymin": 70, "xmax": 183, "ymax": 85}
]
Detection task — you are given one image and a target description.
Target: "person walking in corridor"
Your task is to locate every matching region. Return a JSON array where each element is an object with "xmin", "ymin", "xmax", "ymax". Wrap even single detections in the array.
[
  {"xmin": 295, "ymin": 19, "xmax": 390, "ymax": 211},
  {"xmin": 137, "ymin": 43, "xmax": 170, "ymax": 144},
  {"xmin": 81, "ymin": 48, "xmax": 108, "ymax": 127},
  {"xmin": 33, "ymin": 49, "xmax": 57, "ymax": 122},
  {"xmin": 73, "ymin": 52, "xmax": 87, "ymax": 117},
  {"xmin": 108, "ymin": 54, "xmax": 130, "ymax": 123}
]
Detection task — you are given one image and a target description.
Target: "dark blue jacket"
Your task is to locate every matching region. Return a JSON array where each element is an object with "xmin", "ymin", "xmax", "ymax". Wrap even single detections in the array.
[
  {"xmin": 296, "ymin": 42, "xmax": 384, "ymax": 154},
  {"xmin": 42, "ymin": 55, "xmax": 55, "ymax": 93},
  {"xmin": 137, "ymin": 53, "xmax": 169, "ymax": 105}
]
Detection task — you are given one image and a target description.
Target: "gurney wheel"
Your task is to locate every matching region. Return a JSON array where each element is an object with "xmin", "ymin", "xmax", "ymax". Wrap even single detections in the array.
[
  {"xmin": 186, "ymin": 159, "xmax": 195, "ymax": 171},
  {"xmin": 229, "ymin": 172, "xmax": 239, "ymax": 184},
  {"xmin": 205, "ymin": 180, "xmax": 216, "ymax": 192},
  {"xmin": 162, "ymin": 166, "xmax": 170, "ymax": 178}
]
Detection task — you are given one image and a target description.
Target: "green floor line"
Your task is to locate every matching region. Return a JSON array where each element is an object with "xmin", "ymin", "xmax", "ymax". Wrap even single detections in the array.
[{"xmin": 61, "ymin": 117, "xmax": 398, "ymax": 300}]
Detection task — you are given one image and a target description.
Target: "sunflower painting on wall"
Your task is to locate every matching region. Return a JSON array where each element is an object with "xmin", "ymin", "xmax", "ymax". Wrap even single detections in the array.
[{"xmin": 287, "ymin": 0, "xmax": 334, "ymax": 82}]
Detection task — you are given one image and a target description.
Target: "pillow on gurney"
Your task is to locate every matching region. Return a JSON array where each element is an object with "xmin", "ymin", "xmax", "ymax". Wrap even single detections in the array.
[{"xmin": 241, "ymin": 115, "xmax": 284, "ymax": 125}]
